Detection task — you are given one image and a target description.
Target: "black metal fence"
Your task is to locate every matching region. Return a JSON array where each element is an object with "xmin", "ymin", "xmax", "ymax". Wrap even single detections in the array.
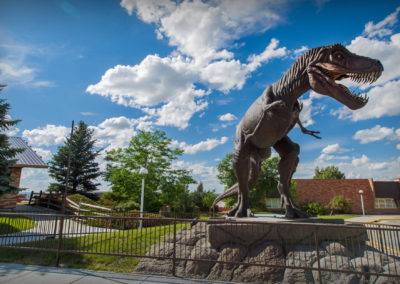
[{"xmin": 0, "ymin": 212, "xmax": 399, "ymax": 283}]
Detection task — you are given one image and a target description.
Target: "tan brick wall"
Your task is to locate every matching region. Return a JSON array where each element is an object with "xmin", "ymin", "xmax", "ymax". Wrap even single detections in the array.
[
  {"xmin": 293, "ymin": 179, "xmax": 376, "ymax": 214},
  {"xmin": 9, "ymin": 167, "xmax": 22, "ymax": 187},
  {"xmin": 0, "ymin": 192, "xmax": 17, "ymax": 209}
]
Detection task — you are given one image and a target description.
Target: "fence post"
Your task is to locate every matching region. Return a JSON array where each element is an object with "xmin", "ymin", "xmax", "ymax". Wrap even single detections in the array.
[
  {"xmin": 28, "ymin": 191, "xmax": 34, "ymax": 205},
  {"xmin": 78, "ymin": 198, "xmax": 82, "ymax": 216},
  {"xmin": 314, "ymin": 226, "xmax": 322, "ymax": 284},
  {"xmin": 47, "ymin": 193, "xmax": 51, "ymax": 208},
  {"xmin": 172, "ymin": 220, "xmax": 177, "ymax": 276}
]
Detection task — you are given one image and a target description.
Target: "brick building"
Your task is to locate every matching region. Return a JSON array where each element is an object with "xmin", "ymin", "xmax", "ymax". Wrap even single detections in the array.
[
  {"xmin": 266, "ymin": 178, "xmax": 400, "ymax": 214},
  {"xmin": 0, "ymin": 137, "xmax": 48, "ymax": 209}
]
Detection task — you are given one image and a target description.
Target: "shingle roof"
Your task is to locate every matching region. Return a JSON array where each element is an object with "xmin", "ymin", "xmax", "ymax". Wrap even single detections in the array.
[
  {"xmin": 374, "ymin": 181, "xmax": 400, "ymax": 199},
  {"xmin": 8, "ymin": 137, "xmax": 48, "ymax": 168}
]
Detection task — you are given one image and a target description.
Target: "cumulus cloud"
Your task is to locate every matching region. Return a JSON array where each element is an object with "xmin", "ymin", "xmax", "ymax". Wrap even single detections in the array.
[
  {"xmin": 353, "ymin": 125, "xmax": 400, "ymax": 144},
  {"xmin": 22, "ymin": 125, "xmax": 69, "ymax": 146},
  {"xmin": 88, "ymin": 1, "xmax": 288, "ymax": 130},
  {"xmin": 219, "ymin": 113, "xmax": 238, "ymax": 121},
  {"xmin": 90, "ymin": 116, "xmax": 142, "ymax": 150},
  {"xmin": 352, "ymin": 154, "xmax": 370, "ymax": 167},
  {"xmin": 173, "ymin": 160, "xmax": 221, "ymax": 192},
  {"xmin": 397, "ymin": 144, "xmax": 400, "ymax": 150},
  {"xmin": 121, "ymin": 0, "xmax": 284, "ymax": 63},
  {"xmin": 32, "ymin": 147, "xmax": 52, "ymax": 162},
  {"xmin": 331, "ymin": 80, "xmax": 400, "ymax": 121},
  {"xmin": 173, "ymin": 136, "xmax": 229, "ymax": 154},
  {"xmin": 246, "ymin": 38, "xmax": 287, "ymax": 72},
  {"xmin": 363, "ymin": 7, "xmax": 400, "ymax": 38},
  {"xmin": 322, "ymin": 144, "xmax": 350, "ymax": 154}
]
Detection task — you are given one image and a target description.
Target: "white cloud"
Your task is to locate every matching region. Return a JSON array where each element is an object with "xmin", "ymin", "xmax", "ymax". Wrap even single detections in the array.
[
  {"xmin": 173, "ymin": 136, "xmax": 229, "ymax": 154},
  {"xmin": 4, "ymin": 125, "xmax": 20, "ymax": 136},
  {"xmin": 173, "ymin": 160, "xmax": 222, "ymax": 192},
  {"xmin": 88, "ymin": 1, "xmax": 288, "ymax": 130},
  {"xmin": 0, "ymin": 43, "xmax": 53, "ymax": 87},
  {"xmin": 80, "ymin": 112, "xmax": 96, "ymax": 116},
  {"xmin": 352, "ymin": 154, "xmax": 370, "ymax": 167},
  {"xmin": 22, "ymin": 125, "xmax": 69, "ymax": 147},
  {"xmin": 296, "ymin": 153, "xmax": 400, "ymax": 181},
  {"xmin": 397, "ymin": 144, "xmax": 400, "ymax": 150},
  {"xmin": 298, "ymin": 96, "xmax": 315, "ymax": 127},
  {"xmin": 121, "ymin": 0, "xmax": 284, "ymax": 63},
  {"xmin": 87, "ymin": 55, "xmax": 210, "ymax": 129},
  {"xmin": 353, "ymin": 125, "xmax": 400, "ymax": 144},
  {"xmin": 363, "ymin": 7, "xmax": 400, "ymax": 38},
  {"xmin": 219, "ymin": 113, "xmax": 238, "ymax": 122},
  {"xmin": 19, "ymin": 168, "xmax": 51, "ymax": 192},
  {"xmin": 322, "ymin": 144, "xmax": 350, "ymax": 154},
  {"xmin": 331, "ymin": 80, "xmax": 400, "ymax": 121},
  {"xmin": 32, "ymin": 147, "xmax": 52, "ymax": 162},
  {"xmin": 293, "ymin": 45, "xmax": 308, "ymax": 57},
  {"xmin": 246, "ymin": 38, "xmax": 287, "ymax": 72},
  {"xmin": 90, "ymin": 116, "xmax": 138, "ymax": 150}
]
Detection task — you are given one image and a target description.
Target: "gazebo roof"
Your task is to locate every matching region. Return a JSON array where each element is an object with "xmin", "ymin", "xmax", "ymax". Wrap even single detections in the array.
[{"xmin": 8, "ymin": 137, "xmax": 48, "ymax": 168}]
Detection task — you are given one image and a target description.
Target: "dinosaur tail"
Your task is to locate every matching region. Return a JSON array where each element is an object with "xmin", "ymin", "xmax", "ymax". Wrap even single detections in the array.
[{"xmin": 212, "ymin": 183, "xmax": 239, "ymax": 217}]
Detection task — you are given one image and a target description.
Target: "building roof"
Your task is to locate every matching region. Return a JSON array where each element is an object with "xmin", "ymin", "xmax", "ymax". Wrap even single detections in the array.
[
  {"xmin": 373, "ymin": 181, "xmax": 400, "ymax": 199},
  {"xmin": 8, "ymin": 137, "xmax": 48, "ymax": 168}
]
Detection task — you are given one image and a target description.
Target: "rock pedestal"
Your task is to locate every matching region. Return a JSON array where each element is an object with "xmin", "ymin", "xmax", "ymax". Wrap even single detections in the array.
[{"xmin": 134, "ymin": 218, "xmax": 397, "ymax": 283}]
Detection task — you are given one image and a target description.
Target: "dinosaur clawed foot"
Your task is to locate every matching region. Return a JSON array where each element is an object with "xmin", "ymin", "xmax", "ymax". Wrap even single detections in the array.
[
  {"xmin": 227, "ymin": 206, "xmax": 254, "ymax": 218},
  {"xmin": 285, "ymin": 206, "xmax": 309, "ymax": 219}
]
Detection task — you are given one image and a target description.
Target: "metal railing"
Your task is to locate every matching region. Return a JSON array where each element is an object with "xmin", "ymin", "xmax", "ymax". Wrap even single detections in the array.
[{"xmin": 0, "ymin": 212, "xmax": 399, "ymax": 283}]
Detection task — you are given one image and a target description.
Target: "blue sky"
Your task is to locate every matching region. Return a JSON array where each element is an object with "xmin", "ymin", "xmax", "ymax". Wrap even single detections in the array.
[{"xmin": 1, "ymin": 0, "xmax": 399, "ymax": 193}]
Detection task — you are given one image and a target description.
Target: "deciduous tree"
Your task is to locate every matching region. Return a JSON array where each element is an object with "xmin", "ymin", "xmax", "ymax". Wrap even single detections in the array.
[
  {"xmin": 313, "ymin": 165, "xmax": 345, "ymax": 180},
  {"xmin": 104, "ymin": 130, "xmax": 195, "ymax": 212}
]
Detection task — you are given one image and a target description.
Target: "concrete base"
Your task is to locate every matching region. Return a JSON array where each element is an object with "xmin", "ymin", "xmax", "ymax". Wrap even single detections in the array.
[{"xmin": 207, "ymin": 216, "xmax": 367, "ymax": 249}]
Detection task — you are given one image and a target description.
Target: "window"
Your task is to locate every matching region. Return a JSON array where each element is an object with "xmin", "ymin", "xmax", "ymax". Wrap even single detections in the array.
[
  {"xmin": 375, "ymin": 198, "xmax": 398, "ymax": 209},
  {"xmin": 266, "ymin": 198, "xmax": 281, "ymax": 209}
]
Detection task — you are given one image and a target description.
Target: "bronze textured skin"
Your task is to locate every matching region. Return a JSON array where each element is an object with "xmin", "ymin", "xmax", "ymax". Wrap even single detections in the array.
[{"xmin": 213, "ymin": 44, "xmax": 383, "ymax": 218}]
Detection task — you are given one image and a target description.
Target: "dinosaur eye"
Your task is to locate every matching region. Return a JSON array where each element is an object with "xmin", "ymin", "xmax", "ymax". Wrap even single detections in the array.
[{"xmin": 334, "ymin": 52, "xmax": 344, "ymax": 60}]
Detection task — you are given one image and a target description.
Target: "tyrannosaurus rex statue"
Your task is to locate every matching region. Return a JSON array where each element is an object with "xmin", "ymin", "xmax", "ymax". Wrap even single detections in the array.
[{"xmin": 213, "ymin": 44, "xmax": 383, "ymax": 218}]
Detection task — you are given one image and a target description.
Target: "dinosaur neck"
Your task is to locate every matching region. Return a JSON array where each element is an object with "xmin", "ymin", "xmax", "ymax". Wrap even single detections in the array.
[
  {"xmin": 271, "ymin": 48, "xmax": 320, "ymax": 105},
  {"xmin": 271, "ymin": 71, "xmax": 310, "ymax": 104}
]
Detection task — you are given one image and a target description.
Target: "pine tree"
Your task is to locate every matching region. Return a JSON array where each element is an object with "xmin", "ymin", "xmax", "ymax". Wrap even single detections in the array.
[
  {"xmin": 48, "ymin": 120, "xmax": 101, "ymax": 194},
  {"xmin": 0, "ymin": 85, "xmax": 22, "ymax": 195}
]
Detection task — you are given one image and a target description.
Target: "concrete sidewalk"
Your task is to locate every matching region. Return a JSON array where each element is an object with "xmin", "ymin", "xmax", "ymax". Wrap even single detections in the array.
[
  {"xmin": 0, "ymin": 263, "xmax": 231, "ymax": 284},
  {"xmin": 345, "ymin": 215, "xmax": 400, "ymax": 225}
]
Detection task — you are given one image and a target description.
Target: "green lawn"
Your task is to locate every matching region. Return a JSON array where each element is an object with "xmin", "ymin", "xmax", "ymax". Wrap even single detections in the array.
[
  {"xmin": 317, "ymin": 215, "xmax": 359, "ymax": 220},
  {"xmin": 0, "ymin": 217, "xmax": 36, "ymax": 235},
  {"xmin": 0, "ymin": 223, "xmax": 188, "ymax": 273}
]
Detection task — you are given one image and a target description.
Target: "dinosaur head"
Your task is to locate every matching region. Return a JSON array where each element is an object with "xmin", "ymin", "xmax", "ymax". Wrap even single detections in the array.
[{"xmin": 307, "ymin": 44, "xmax": 383, "ymax": 110}]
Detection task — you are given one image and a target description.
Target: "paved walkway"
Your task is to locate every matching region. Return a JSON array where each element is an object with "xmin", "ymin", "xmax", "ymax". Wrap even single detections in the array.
[
  {"xmin": 0, "ymin": 263, "xmax": 232, "ymax": 284},
  {"xmin": 345, "ymin": 215, "xmax": 400, "ymax": 225},
  {"xmin": 1, "ymin": 205, "xmax": 118, "ymax": 245}
]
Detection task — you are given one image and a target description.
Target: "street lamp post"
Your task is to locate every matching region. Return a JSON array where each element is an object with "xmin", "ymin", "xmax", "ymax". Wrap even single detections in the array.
[
  {"xmin": 358, "ymin": 189, "xmax": 365, "ymax": 216},
  {"xmin": 139, "ymin": 167, "xmax": 148, "ymax": 229}
]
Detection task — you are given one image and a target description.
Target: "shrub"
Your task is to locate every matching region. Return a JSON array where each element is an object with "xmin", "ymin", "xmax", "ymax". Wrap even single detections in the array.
[
  {"xmin": 300, "ymin": 201, "xmax": 327, "ymax": 216},
  {"xmin": 328, "ymin": 195, "xmax": 352, "ymax": 214},
  {"xmin": 116, "ymin": 200, "xmax": 140, "ymax": 212}
]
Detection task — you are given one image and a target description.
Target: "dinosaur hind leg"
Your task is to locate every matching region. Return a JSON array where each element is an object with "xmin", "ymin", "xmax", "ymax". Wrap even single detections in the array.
[
  {"xmin": 229, "ymin": 144, "xmax": 267, "ymax": 217},
  {"xmin": 273, "ymin": 136, "xmax": 309, "ymax": 219}
]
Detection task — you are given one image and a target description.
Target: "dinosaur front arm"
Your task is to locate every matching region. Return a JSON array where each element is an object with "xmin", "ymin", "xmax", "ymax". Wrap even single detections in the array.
[{"xmin": 297, "ymin": 119, "xmax": 321, "ymax": 139}]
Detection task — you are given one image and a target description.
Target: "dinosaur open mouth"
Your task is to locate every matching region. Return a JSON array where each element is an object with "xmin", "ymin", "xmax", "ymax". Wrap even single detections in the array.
[{"xmin": 315, "ymin": 62, "xmax": 382, "ymax": 106}]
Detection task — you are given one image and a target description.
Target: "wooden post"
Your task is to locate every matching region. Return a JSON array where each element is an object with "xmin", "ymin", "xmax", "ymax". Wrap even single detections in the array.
[
  {"xmin": 56, "ymin": 120, "xmax": 74, "ymax": 267},
  {"xmin": 28, "ymin": 191, "xmax": 34, "ymax": 205},
  {"xmin": 78, "ymin": 198, "xmax": 82, "ymax": 216}
]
